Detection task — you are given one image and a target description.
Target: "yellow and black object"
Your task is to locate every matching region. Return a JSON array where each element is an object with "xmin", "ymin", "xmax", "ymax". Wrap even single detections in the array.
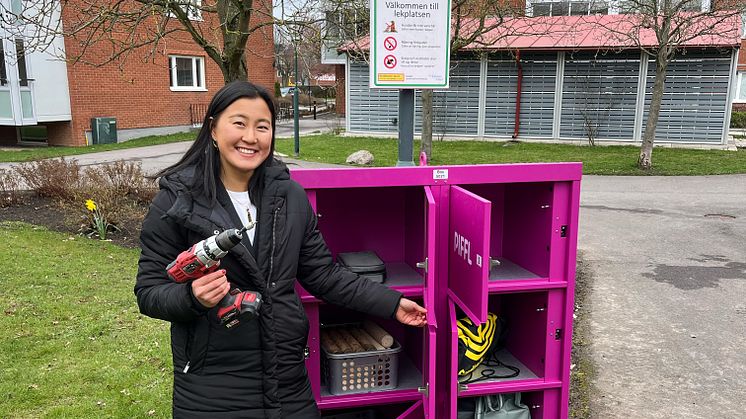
[{"xmin": 457, "ymin": 312, "xmax": 502, "ymax": 376}]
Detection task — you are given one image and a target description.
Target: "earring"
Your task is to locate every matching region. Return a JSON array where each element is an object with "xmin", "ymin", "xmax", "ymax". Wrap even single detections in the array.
[{"xmin": 211, "ymin": 138, "xmax": 218, "ymax": 148}]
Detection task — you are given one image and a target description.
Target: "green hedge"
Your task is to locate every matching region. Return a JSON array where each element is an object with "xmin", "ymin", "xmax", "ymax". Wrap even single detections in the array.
[{"xmin": 730, "ymin": 111, "xmax": 746, "ymax": 128}]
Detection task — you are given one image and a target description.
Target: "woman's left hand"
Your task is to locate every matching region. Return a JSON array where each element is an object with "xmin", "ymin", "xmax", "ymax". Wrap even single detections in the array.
[{"xmin": 395, "ymin": 298, "xmax": 427, "ymax": 327}]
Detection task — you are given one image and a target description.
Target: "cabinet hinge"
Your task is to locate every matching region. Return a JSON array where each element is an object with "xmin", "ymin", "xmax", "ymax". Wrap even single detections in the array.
[
  {"xmin": 458, "ymin": 383, "xmax": 468, "ymax": 393},
  {"xmin": 304, "ymin": 346, "xmax": 310, "ymax": 359},
  {"xmin": 417, "ymin": 383, "xmax": 429, "ymax": 397},
  {"xmin": 554, "ymin": 329, "xmax": 562, "ymax": 340},
  {"xmin": 416, "ymin": 258, "xmax": 428, "ymax": 274}
]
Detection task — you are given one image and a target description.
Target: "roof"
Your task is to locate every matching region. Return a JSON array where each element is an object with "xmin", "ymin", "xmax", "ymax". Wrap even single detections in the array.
[{"xmin": 340, "ymin": 13, "xmax": 741, "ymax": 53}]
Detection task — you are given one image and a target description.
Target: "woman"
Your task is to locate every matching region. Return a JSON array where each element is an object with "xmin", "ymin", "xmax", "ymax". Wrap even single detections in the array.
[{"xmin": 134, "ymin": 81, "xmax": 427, "ymax": 418}]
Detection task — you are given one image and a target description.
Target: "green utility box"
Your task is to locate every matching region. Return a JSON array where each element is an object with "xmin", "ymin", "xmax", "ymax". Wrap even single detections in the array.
[{"xmin": 91, "ymin": 117, "xmax": 117, "ymax": 144}]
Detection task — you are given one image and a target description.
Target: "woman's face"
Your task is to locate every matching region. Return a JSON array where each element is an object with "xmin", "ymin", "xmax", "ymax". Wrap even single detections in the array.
[{"xmin": 211, "ymin": 97, "xmax": 273, "ymax": 190}]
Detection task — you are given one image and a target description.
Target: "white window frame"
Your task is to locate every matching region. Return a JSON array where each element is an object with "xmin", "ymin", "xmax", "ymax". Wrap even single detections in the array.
[
  {"xmin": 169, "ymin": 55, "xmax": 207, "ymax": 92},
  {"xmin": 734, "ymin": 72, "xmax": 746, "ymax": 103},
  {"xmin": 169, "ymin": 0, "xmax": 203, "ymax": 21},
  {"xmin": 528, "ymin": 0, "xmax": 610, "ymax": 17}
]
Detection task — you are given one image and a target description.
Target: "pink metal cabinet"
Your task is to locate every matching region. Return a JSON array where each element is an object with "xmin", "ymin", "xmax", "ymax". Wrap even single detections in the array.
[{"xmin": 291, "ymin": 164, "xmax": 582, "ymax": 419}]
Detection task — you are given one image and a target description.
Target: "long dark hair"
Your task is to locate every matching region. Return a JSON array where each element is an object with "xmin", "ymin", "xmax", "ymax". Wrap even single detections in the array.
[{"xmin": 156, "ymin": 81, "xmax": 277, "ymax": 204}]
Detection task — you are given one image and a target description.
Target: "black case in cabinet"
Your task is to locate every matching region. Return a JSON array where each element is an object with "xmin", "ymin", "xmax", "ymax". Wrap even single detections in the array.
[{"xmin": 311, "ymin": 186, "xmax": 434, "ymax": 294}]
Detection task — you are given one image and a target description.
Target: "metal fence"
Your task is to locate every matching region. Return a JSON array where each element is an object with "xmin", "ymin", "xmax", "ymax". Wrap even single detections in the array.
[{"xmin": 346, "ymin": 49, "xmax": 734, "ymax": 145}]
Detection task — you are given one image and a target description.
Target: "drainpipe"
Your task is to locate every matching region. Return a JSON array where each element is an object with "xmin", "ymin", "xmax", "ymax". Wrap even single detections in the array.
[{"xmin": 513, "ymin": 50, "xmax": 523, "ymax": 139}]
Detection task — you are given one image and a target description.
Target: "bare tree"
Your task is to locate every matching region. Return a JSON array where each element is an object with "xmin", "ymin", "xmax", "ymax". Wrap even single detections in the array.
[
  {"xmin": 599, "ymin": 1, "xmax": 742, "ymax": 169},
  {"xmin": 0, "ymin": 0, "xmax": 325, "ymax": 84},
  {"xmin": 419, "ymin": 1, "xmax": 528, "ymax": 161}
]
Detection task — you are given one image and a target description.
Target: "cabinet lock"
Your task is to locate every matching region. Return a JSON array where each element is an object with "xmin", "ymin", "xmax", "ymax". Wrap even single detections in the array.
[
  {"xmin": 417, "ymin": 384, "xmax": 429, "ymax": 397},
  {"xmin": 416, "ymin": 258, "xmax": 428, "ymax": 273}
]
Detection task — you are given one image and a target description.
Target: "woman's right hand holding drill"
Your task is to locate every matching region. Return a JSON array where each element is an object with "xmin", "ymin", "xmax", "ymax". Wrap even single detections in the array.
[{"xmin": 192, "ymin": 269, "xmax": 231, "ymax": 308}]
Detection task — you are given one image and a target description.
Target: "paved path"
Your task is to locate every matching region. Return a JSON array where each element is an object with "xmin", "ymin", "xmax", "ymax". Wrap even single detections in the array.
[
  {"xmin": 0, "ymin": 115, "xmax": 345, "ymax": 174},
  {"xmin": 579, "ymin": 175, "xmax": 746, "ymax": 418},
  {"xmin": 3, "ymin": 129, "xmax": 745, "ymax": 417}
]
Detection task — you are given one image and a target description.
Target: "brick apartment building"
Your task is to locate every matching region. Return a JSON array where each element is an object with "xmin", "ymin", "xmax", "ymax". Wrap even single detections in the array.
[
  {"xmin": 323, "ymin": 1, "xmax": 745, "ymax": 148},
  {"xmin": 0, "ymin": 1, "xmax": 274, "ymax": 146}
]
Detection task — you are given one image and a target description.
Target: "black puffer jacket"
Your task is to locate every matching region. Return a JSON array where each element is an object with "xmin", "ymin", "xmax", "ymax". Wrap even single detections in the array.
[{"xmin": 135, "ymin": 162, "xmax": 402, "ymax": 418}]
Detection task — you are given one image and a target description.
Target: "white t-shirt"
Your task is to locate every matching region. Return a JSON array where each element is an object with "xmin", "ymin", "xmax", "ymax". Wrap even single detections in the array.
[{"xmin": 226, "ymin": 189, "xmax": 257, "ymax": 245}]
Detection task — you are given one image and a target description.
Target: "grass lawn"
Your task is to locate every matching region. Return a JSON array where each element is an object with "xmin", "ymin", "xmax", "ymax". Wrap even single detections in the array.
[
  {"xmin": 2, "ymin": 131, "xmax": 744, "ymax": 175},
  {"xmin": 0, "ymin": 132, "xmax": 194, "ymax": 163},
  {"xmin": 0, "ymin": 222, "xmax": 171, "ymax": 418},
  {"xmin": 276, "ymin": 135, "xmax": 746, "ymax": 175}
]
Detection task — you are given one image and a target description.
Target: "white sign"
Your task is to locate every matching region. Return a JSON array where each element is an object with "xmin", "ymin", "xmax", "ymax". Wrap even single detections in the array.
[
  {"xmin": 370, "ymin": 0, "xmax": 451, "ymax": 89},
  {"xmin": 432, "ymin": 169, "xmax": 448, "ymax": 180}
]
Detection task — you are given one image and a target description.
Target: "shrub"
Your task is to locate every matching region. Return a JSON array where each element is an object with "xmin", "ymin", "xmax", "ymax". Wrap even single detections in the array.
[
  {"xmin": 87, "ymin": 161, "xmax": 158, "ymax": 204},
  {"xmin": 14, "ymin": 157, "xmax": 84, "ymax": 200},
  {"xmin": 64, "ymin": 162, "xmax": 154, "ymax": 233},
  {"xmin": 15, "ymin": 158, "xmax": 154, "ymax": 240},
  {"xmin": 0, "ymin": 169, "xmax": 24, "ymax": 207},
  {"xmin": 730, "ymin": 111, "xmax": 746, "ymax": 129}
]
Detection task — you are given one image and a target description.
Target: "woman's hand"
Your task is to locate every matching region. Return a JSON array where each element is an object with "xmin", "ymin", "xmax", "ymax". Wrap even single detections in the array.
[
  {"xmin": 191, "ymin": 269, "xmax": 231, "ymax": 308},
  {"xmin": 395, "ymin": 298, "xmax": 427, "ymax": 327}
]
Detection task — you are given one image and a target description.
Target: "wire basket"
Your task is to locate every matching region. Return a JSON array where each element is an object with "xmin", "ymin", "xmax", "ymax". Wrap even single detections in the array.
[{"xmin": 322, "ymin": 337, "xmax": 401, "ymax": 395}]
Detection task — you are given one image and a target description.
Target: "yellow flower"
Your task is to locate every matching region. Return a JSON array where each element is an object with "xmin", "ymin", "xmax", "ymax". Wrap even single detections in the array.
[{"xmin": 85, "ymin": 199, "xmax": 97, "ymax": 211}]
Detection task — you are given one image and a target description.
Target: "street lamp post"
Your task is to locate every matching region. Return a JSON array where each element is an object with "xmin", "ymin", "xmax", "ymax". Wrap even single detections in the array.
[{"xmin": 293, "ymin": 43, "xmax": 300, "ymax": 157}]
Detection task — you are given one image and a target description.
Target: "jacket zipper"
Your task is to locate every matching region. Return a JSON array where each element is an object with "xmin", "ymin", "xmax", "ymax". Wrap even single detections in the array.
[
  {"xmin": 267, "ymin": 206, "xmax": 280, "ymax": 289},
  {"xmin": 183, "ymin": 326, "xmax": 193, "ymax": 373}
]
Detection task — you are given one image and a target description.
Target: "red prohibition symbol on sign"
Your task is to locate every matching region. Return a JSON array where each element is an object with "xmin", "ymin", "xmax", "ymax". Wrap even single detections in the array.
[
  {"xmin": 384, "ymin": 37, "xmax": 397, "ymax": 51},
  {"xmin": 384, "ymin": 55, "xmax": 397, "ymax": 69}
]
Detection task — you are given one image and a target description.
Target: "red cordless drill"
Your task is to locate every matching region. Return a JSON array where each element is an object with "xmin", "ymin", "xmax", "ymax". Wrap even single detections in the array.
[{"xmin": 166, "ymin": 226, "xmax": 262, "ymax": 329}]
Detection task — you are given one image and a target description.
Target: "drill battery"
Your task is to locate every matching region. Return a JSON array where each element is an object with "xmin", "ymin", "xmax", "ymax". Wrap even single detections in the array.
[{"xmin": 217, "ymin": 288, "xmax": 263, "ymax": 329}]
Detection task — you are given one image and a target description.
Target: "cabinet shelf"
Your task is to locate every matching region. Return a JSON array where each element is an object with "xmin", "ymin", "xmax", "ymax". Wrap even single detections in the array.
[
  {"xmin": 456, "ymin": 349, "xmax": 564, "ymax": 397},
  {"xmin": 459, "ymin": 379, "xmax": 564, "ymax": 398},
  {"xmin": 319, "ymin": 353, "xmax": 423, "ymax": 409},
  {"xmin": 299, "ymin": 262, "xmax": 424, "ymax": 303},
  {"xmin": 458, "ymin": 349, "xmax": 538, "ymax": 386},
  {"xmin": 488, "ymin": 257, "xmax": 543, "ymax": 281}
]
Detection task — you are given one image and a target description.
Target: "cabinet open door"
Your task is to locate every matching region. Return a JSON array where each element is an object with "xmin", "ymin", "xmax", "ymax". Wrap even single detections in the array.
[
  {"xmin": 422, "ymin": 187, "xmax": 437, "ymax": 417},
  {"xmin": 423, "ymin": 186, "xmax": 437, "ymax": 328},
  {"xmin": 448, "ymin": 186, "xmax": 491, "ymax": 324}
]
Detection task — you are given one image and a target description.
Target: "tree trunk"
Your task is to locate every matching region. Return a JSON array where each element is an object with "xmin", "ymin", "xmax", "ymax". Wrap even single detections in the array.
[
  {"xmin": 216, "ymin": 1, "xmax": 250, "ymax": 84},
  {"xmin": 639, "ymin": 54, "xmax": 668, "ymax": 170},
  {"xmin": 221, "ymin": 55, "xmax": 249, "ymax": 83},
  {"xmin": 421, "ymin": 89, "xmax": 433, "ymax": 162}
]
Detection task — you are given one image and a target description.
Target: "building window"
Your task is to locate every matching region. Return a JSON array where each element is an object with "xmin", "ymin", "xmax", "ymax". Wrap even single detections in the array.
[
  {"xmin": 0, "ymin": 43, "xmax": 7, "ymax": 86},
  {"xmin": 169, "ymin": 56, "xmax": 206, "ymax": 91},
  {"xmin": 735, "ymin": 72, "xmax": 746, "ymax": 102},
  {"xmin": 10, "ymin": 0, "xmax": 23, "ymax": 16},
  {"xmin": 531, "ymin": 1, "xmax": 608, "ymax": 17},
  {"xmin": 679, "ymin": 0, "xmax": 703, "ymax": 12},
  {"xmin": 15, "ymin": 39, "xmax": 30, "ymax": 86},
  {"xmin": 169, "ymin": 0, "xmax": 202, "ymax": 21}
]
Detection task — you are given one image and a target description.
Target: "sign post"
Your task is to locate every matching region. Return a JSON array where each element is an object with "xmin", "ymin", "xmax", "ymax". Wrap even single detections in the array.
[{"xmin": 370, "ymin": 0, "xmax": 451, "ymax": 166}]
